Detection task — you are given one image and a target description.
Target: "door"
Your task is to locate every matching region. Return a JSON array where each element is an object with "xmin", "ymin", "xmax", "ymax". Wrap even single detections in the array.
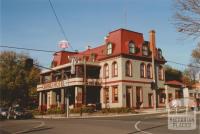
[
  {"xmin": 136, "ymin": 87, "xmax": 142, "ymax": 109},
  {"xmin": 126, "ymin": 89, "xmax": 131, "ymax": 108},
  {"xmin": 148, "ymin": 93, "xmax": 153, "ymax": 108}
]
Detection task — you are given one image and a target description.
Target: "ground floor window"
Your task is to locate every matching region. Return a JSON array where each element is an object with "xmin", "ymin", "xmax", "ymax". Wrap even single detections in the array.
[{"xmin": 112, "ymin": 86, "xmax": 118, "ymax": 103}]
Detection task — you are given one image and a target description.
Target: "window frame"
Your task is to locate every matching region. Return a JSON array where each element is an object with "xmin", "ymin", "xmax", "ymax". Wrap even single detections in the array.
[
  {"xmin": 142, "ymin": 44, "xmax": 149, "ymax": 56},
  {"xmin": 129, "ymin": 41, "xmax": 135, "ymax": 54},
  {"xmin": 107, "ymin": 43, "xmax": 112, "ymax": 55},
  {"xmin": 158, "ymin": 65, "xmax": 164, "ymax": 80},
  {"xmin": 140, "ymin": 63, "xmax": 146, "ymax": 78},
  {"xmin": 112, "ymin": 61, "xmax": 118, "ymax": 77},
  {"xmin": 125, "ymin": 60, "xmax": 132, "ymax": 77},
  {"xmin": 147, "ymin": 64, "xmax": 152, "ymax": 79},
  {"xmin": 112, "ymin": 86, "xmax": 118, "ymax": 103},
  {"xmin": 103, "ymin": 63, "xmax": 109, "ymax": 78}
]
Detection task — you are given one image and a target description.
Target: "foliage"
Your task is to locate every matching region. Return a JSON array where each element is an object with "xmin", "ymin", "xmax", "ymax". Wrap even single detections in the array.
[
  {"xmin": 173, "ymin": 0, "xmax": 200, "ymax": 38},
  {"xmin": 70, "ymin": 106, "xmax": 95, "ymax": 113},
  {"xmin": 101, "ymin": 108, "xmax": 135, "ymax": 113},
  {"xmin": 46, "ymin": 107, "xmax": 64, "ymax": 114},
  {"xmin": 0, "ymin": 51, "xmax": 40, "ymax": 108},
  {"xmin": 165, "ymin": 65, "xmax": 183, "ymax": 82}
]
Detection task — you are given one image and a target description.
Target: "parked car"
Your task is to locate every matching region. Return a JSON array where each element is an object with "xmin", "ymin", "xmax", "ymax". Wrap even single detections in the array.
[
  {"xmin": 7, "ymin": 106, "xmax": 33, "ymax": 119},
  {"xmin": 0, "ymin": 107, "xmax": 8, "ymax": 119}
]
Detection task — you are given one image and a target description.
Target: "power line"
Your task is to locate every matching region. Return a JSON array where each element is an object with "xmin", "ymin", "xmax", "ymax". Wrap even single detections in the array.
[
  {"xmin": 1, "ymin": 45, "xmax": 200, "ymax": 69},
  {"xmin": 0, "ymin": 45, "xmax": 56, "ymax": 53},
  {"xmin": 48, "ymin": 0, "xmax": 74, "ymax": 50},
  {"xmin": 167, "ymin": 60, "xmax": 200, "ymax": 69}
]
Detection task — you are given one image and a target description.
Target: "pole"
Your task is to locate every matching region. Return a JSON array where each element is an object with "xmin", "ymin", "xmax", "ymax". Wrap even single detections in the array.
[
  {"xmin": 65, "ymin": 89, "xmax": 69, "ymax": 118},
  {"xmin": 83, "ymin": 56, "xmax": 87, "ymax": 105},
  {"xmin": 152, "ymin": 48, "xmax": 157, "ymax": 111}
]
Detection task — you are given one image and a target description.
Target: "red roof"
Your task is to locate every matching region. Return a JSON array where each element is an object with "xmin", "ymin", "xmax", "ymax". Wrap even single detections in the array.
[
  {"xmin": 51, "ymin": 28, "xmax": 165, "ymax": 67},
  {"xmin": 165, "ymin": 80, "xmax": 184, "ymax": 87}
]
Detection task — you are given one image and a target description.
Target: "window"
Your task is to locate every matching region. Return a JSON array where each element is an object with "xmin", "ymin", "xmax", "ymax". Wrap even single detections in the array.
[
  {"xmin": 104, "ymin": 87, "xmax": 109, "ymax": 103},
  {"xmin": 142, "ymin": 45, "xmax": 149, "ymax": 56},
  {"xmin": 140, "ymin": 63, "xmax": 146, "ymax": 78},
  {"xmin": 103, "ymin": 63, "xmax": 109, "ymax": 78},
  {"xmin": 158, "ymin": 66, "xmax": 164, "ymax": 80},
  {"xmin": 107, "ymin": 43, "xmax": 112, "ymax": 55},
  {"xmin": 112, "ymin": 86, "xmax": 118, "ymax": 103},
  {"xmin": 147, "ymin": 64, "xmax": 152, "ymax": 79},
  {"xmin": 112, "ymin": 61, "xmax": 118, "ymax": 77},
  {"xmin": 129, "ymin": 41, "xmax": 135, "ymax": 54},
  {"xmin": 126, "ymin": 60, "xmax": 132, "ymax": 76},
  {"xmin": 158, "ymin": 49, "xmax": 162, "ymax": 59}
]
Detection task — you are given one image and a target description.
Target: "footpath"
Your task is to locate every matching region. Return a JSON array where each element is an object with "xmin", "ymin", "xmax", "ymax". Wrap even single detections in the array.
[{"xmin": 35, "ymin": 108, "xmax": 192, "ymax": 119}]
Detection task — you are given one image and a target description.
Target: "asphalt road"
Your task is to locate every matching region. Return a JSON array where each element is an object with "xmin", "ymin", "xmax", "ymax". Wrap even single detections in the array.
[{"xmin": 0, "ymin": 114, "xmax": 199, "ymax": 134}]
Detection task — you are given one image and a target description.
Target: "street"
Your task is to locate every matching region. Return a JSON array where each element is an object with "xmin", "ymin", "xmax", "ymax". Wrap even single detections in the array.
[{"xmin": 0, "ymin": 114, "xmax": 199, "ymax": 134}]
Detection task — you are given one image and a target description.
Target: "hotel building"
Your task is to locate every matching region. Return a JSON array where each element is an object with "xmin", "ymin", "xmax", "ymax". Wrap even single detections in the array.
[{"xmin": 37, "ymin": 28, "xmax": 171, "ymax": 111}]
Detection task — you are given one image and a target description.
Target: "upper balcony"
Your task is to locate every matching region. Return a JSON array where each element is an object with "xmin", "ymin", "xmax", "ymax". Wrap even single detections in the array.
[{"xmin": 37, "ymin": 63, "xmax": 101, "ymax": 91}]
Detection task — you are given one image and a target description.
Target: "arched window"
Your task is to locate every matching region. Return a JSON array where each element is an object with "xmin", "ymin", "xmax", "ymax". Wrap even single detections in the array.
[
  {"xmin": 129, "ymin": 41, "xmax": 135, "ymax": 54},
  {"xmin": 158, "ymin": 66, "xmax": 164, "ymax": 80},
  {"xmin": 142, "ymin": 45, "xmax": 149, "ymax": 56},
  {"xmin": 147, "ymin": 64, "xmax": 152, "ymax": 79},
  {"xmin": 107, "ymin": 43, "xmax": 112, "ymax": 55},
  {"xmin": 140, "ymin": 63, "xmax": 146, "ymax": 78},
  {"xmin": 112, "ymin": 61, "xmax": 118, "ymax": 77},
  {"xmin": 126, "ymin": 60, "xmax": 132, "ymax": 76},
  {"xmin": 103, "ymin": 63, "xmax": 109, "ymax": 78}
]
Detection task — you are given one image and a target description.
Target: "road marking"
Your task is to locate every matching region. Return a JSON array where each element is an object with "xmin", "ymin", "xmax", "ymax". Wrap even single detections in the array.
[
  {"xmin": 134, "ymin": 121, "xmax": 153, "ymax": 134},
  {"xmin": 13, "ymin": 121, "xmax": 45, "ymax": 134}
]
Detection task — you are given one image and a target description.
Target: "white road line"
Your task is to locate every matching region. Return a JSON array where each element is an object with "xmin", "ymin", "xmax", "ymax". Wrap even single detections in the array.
[
  {"xmin": 13, "ymin": 121, "xmax": 45, "ymax": 134},
  {"xmin": 134, "ymin": 121, "xmax": 153, "ymax": 134}
]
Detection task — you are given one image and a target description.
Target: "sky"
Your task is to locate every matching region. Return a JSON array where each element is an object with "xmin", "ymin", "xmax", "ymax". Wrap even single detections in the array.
[{"xmin": 1, "ymin": 0, "xmax": 198, "ymax": 70}]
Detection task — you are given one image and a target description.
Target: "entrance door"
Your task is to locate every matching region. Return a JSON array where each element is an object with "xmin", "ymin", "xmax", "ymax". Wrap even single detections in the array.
[
  {"xmin": 136, "ymin": 87, "xmax": 142, "ymax": 109},
  {"xmin": 126, "ymin": 89, "xmax": 131, "ymax": 108},
  {"xmin": 148, "ymin": 93, "xmax": 153, "ymax": 108}
]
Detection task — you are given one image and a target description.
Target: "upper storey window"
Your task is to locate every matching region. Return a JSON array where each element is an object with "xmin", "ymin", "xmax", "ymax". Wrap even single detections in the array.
[
  {"xmin": 129, "ymin": 41, "xmax": 135, "ymax": 54},
  {"xmin": 112, "ymin": 61, "xmax": 118, "ymax": 77},
  {"xmin": 142, "ymin": 44, "xmax": 149, "ymax": 56},
  {"xmin": 103, "ymin": 63, "xmax": 109, "ymax": 78},
  {"xmin": 158, "ymin": 49, "xmax": 162, "ymax": 59},
  {"xmin": 126, "ymin": 60, "xmax": 132, "ymax": 77},
  {"xmin": 107, "ymin": 43, "xmax": 112, "ymax": 55},
  {"xmin": 140, "ymin": 63, "xmax": 146, "ymax": 78}
]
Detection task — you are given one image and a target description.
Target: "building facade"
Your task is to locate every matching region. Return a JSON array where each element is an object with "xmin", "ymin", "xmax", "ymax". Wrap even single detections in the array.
[{"xmin": 37, "ymin": 29, "xmax": 170, "ymax": 111}]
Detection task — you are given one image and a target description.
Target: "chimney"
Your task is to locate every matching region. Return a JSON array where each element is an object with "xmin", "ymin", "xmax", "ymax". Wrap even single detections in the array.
[{"xmin": 149, "ymin": 30, "xmax": 156, "ymax": 57}]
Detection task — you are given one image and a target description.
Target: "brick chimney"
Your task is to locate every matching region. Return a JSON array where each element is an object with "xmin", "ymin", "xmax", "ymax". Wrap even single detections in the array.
[{"xmin": 149, "ymin": 30, "xmax": 156, "ymax": 57}]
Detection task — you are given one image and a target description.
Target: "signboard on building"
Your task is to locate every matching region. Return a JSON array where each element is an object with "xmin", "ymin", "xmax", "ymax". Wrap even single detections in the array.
[{"xmin": 42, "ymin": 81, "xmax": 64, "ymax": 90}]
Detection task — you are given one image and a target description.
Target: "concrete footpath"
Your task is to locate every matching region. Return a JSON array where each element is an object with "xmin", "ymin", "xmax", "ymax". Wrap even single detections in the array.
[{"xmin": 35, "ymin": 108, "xmax": 200, "ymax": 119}]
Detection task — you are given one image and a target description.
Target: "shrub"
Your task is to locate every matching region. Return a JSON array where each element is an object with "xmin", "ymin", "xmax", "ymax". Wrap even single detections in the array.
[{"xmin": 101, "ymin": 108, "xmax": 134, "ymax": 113}]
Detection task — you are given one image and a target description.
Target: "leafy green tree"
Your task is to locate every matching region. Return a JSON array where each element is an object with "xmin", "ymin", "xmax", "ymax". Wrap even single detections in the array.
[
  {"xmin": 165, "ymin": 65, "xmax": 183, "ymax": 82},
  {"xmin": 0, "ymin": 51, "xmax": 40, "ymax": 108}
]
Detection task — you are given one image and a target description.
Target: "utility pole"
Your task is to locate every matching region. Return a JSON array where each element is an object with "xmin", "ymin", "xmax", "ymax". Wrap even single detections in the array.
[
  {"xmin": 83, "ymin": 56, "xmax": 87, "ymax": 105},
  {"xmin": 65, "ymin": 89, "xmax": 69, "ymax": 118},
  {"xmin": 150, "ymin": 30, "xmax": 158, "ymax": 111}
]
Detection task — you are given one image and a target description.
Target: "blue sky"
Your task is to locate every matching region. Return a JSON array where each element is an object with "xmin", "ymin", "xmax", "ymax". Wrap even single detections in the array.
[{"xmin": 1, "ymin": 0, "xmax": 197, "ymax": 70}]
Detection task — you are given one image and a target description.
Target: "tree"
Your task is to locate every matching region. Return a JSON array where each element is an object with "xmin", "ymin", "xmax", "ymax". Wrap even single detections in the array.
[
  {"xmin": 165, "ymin": 65, "xmax": 183, "ymax": 82},
  {"xmin": 0, "ymin": 51, "xmax": 40, "ymax": 107},
  {"xmin": 192, "ymin": 43, "xmax": 200, "ymax": 64},
  {"xmin": 173, "ymin": 0, "xmax": 200, "ymax": 38}
]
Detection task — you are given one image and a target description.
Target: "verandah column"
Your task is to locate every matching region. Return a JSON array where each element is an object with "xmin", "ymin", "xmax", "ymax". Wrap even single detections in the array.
[
  {"xmin": 61, "ymin": 88, "xmax": 65, "ymax": 110},
  {"xmin": 39, "ymin": 92, "xmax": 43, "ymax": 111}
]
